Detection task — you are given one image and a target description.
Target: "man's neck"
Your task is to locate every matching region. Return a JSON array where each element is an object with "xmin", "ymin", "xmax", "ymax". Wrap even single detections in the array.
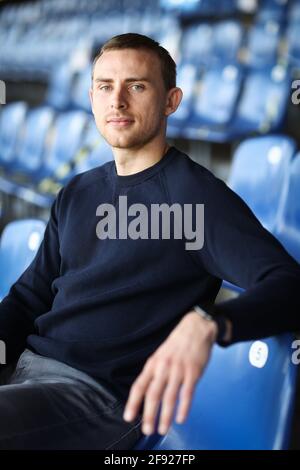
[{"xmin": 113, "ymin": 142, "xmax": 170, "ymax": 176}]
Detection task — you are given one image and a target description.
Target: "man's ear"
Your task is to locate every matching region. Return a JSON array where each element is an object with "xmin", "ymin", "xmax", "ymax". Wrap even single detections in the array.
[{"xmin": 165, "ymin": 87, "xmax": 183, "ymax": 117}]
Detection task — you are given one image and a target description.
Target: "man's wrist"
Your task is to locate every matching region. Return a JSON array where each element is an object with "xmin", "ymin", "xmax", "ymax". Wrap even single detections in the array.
[{"xmin": 192, "ymin": 305, "xmax": 230, "ymax": 344}]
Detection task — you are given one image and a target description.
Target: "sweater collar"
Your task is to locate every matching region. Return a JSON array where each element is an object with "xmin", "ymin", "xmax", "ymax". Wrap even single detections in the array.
[{"xmin": 110, "ymin": 146, "xmax": 176, "ymax": 187}]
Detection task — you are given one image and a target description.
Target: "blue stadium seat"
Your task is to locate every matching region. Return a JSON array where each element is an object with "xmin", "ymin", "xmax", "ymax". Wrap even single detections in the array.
[
  {"xmin": 212, "ymin": 21, "xmax": 243, "ymax": 65},
  {"xmin": 73, "ymin": 120, "xmax": 113, "ymax": 175},
  {"xmin": 0, "ymin": 106, "xmax": 55, "ymax": 207},
  {"xmin": 288, "ymin": 1, "xmax": 300, "ymax": 24},
  {"xmin": 171, "ymin": 64, "xmax": 290, "ymax": 143},
  {"xmin": 45, "ymin": 63, "xmax": 76, "ymax": 111},
  {"xmin": 0, "ymin": 102, "xmax": 27, "ymax": 171},
  {"xmin": 181, "ymin": 24, "xmax": 213, "ymax": 67},
  {"xmin": 70, "ymin": 65, "xmax": 92, "ymax": 113},
  {"xmin": 134, "ymin": 330, "xmax": 297, "ymax": 449},
  {"xmin": 10, "ymin": 106, "xmax": 55, "ymax": 178},
  {"xmin": 247, "ymin": 22, "xmax": 281, "ymax": 68},
  {"xmin": 274, "ymin": 152, "xmax": 300, "ymax": 262},
  {"xmin": 287, "ymin": 26, "xmax": 300, "ymax": 69},
  {"xmin": 228, "ymin": 135, "xmax": 296, "ymax": 232},
  {"xmin": 0, "ymin": 219, "xmax": 45, "ymax": 301},
  {"xmin": 0, "ymin": 111, "xmax": 89, "ymax": 210},
  {"xmin": 44, "ymin": 119, "xmax": 113, "ymax": 185},
  {"xmin": 256, "ymin": 0, "xmax": 288, "ymax": 25},
  {"xmin": 286, "ymin": 11, "xmax": 300, "ymax": 68},
  {"xmin": 226, "ymin": 65, "xmax": 290, "ymax": 139},
  {"xmin": 76, "ymin": 142, "xmax": 113, "ymax": 174},
  {"xmin": 31, "ymin": 110, "xmax": 88, "ymax": 183},
  {"xmin": 181, "ymin": 20, "xmax": 242, "ymax": 68},
  {"xmin": 187, "ymin": 65, "xmax": 242, "ymax": 130}
]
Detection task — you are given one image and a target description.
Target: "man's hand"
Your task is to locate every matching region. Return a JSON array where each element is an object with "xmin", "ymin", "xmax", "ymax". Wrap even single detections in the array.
[{"xmin": 123, "ymin": 310, "xmax": 218, "ymax": 436}]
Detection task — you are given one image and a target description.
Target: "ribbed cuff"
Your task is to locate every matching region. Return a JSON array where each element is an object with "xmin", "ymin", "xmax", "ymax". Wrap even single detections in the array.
[{"xmin": 213, "ymin": 315, "xmax": 229, "ymax": 346}]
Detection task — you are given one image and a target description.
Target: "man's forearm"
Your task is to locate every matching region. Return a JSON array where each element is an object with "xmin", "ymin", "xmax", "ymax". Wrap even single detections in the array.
[{"xmin": 214, "ymin": 266, "xmax": 300, "ymax": 343}]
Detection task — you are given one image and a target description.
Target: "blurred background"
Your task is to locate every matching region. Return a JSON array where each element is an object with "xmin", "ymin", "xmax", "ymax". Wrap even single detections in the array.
[{"xmin": 0, "ymin": 0, "xmax": 300, "ymax": 450}]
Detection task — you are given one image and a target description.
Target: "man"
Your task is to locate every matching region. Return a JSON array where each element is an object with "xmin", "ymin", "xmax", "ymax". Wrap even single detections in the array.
[{"xmin": 0, "ymin": 33, "xmax": 299, "ymax": 450}]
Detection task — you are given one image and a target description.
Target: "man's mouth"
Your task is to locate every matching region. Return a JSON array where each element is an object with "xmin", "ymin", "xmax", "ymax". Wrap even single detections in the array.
[{"xmin": 107, "ymin": 118, "xmax": 134, "ymax": 127}]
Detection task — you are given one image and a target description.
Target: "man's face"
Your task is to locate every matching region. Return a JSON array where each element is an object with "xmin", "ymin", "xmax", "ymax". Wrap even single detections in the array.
[{"xmin": 90, "ymin": 48, "xmax": 172, "ymax": 150}]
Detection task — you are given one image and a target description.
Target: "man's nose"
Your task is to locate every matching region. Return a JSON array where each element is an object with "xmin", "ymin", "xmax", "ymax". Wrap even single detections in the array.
[{"xmin": 111, "ymin": 88, "xmax": 127, "ymax": 109}]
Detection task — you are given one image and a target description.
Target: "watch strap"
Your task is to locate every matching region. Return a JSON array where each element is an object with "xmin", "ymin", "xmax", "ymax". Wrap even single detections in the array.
[{"xmin": 193, "ymin": 305, "xmax": 228, "ymax": 345}]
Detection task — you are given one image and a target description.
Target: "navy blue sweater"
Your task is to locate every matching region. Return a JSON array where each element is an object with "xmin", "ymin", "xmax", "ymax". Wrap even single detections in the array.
[{"xmin": 0, "ymin": 146, "xmax": 300, "ymax": 401}]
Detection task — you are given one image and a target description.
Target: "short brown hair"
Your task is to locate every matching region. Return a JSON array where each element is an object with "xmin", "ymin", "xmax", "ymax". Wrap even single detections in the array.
[{"xmin": 92, "ymin": 33, "xmax": 176, "ymax": 91}]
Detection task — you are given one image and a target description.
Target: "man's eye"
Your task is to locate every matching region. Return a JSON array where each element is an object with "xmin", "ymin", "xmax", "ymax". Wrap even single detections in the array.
[
  {"xmin": 99, "ymin": 85, "xmax": 110, "ymax": 91},
  {"xmin": 131, "ymin": 84, "xmax": 144, "ymax": 91}
]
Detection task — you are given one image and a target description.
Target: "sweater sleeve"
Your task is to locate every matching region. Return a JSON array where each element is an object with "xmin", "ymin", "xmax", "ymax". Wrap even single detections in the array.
[
  {"xmin": 194, "ymin": 176, "xmax": 300, "ymax": 345},
  {"xmin": 0, "ymin": 189, "xmax": 63, "ymax": 364}
]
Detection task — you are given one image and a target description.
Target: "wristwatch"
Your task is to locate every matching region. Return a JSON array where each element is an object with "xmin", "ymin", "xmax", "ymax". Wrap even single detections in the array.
[{"xmin": 192, "ymin": 305, "xmax": 228, "ymax": 344}]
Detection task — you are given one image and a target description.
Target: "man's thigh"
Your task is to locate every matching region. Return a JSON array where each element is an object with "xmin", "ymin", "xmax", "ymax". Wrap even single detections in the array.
[{"xmin": 0, "ymin": 380, "xmax": 142, "ymax": 449}]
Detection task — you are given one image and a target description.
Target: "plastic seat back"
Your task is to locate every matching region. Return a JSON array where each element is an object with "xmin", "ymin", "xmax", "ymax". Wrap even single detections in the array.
[
  {"xmin": 247, "ymin": 23, "xmax": 281, "ymax": 68},
  {"xmin": 228, "ymin": 135, "xmax": 296, "ymax": 231},
  {"xmin": 71, "ymin": 65, "xmax": 92, "ymax": 113},
  {"xmin": 274, "ymin": 152, "xmax": 300, "ymax": 262},
  {"xmin": 233, "ymin": 66, "xmax": 290, "ymax": 133},
  {"xmin": 0, "ymin": 219, "xmax": 46, "ymax": 300},
  {"xmin": 74, "ymin": 120, "xmax": 113, "ymax": 174},
  {"xmin": 45, "ymin": 63, "xmax": 75, "ymax": 111},
  {"xmin": 14, "ymin": 106, "xmax": 55, "ymax": 175},
  {"xmin": 212, "ymin": 21, "xmax": 243, "ymax": 64},
  {"xmin": 192, "ymin": 65, "xmax": 242, "ymax": 126},
  {"xmin": 40, "ymin": 110, "xmax": 88, "ymax": 180},
  {"xmin": 0, "ymin": 102, "xmax": 27, "ymax": 168}
]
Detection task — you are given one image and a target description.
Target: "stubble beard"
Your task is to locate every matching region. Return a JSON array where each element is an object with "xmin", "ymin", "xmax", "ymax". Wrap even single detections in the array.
[{"xmin": 98, "ymin": 115, "xmax": 165, "ymax": 150}]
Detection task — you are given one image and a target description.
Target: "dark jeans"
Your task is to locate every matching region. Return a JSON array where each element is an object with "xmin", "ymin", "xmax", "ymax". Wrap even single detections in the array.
[{"xmin": 0, "ymin": 348, "xmax": 143, "ymax": 450}]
